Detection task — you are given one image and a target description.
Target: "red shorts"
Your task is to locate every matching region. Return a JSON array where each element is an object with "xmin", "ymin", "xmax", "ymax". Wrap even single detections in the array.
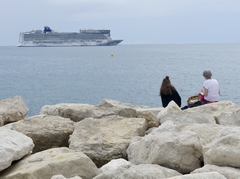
[{"xmin": 198, "ymin": 93, "xmax": 218, "ymax": 103}]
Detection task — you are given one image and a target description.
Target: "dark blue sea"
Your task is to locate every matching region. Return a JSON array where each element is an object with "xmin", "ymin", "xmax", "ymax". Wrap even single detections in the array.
[{"xmin": 0, "ymin": 44, "xmax": 240, "ymax": 117}]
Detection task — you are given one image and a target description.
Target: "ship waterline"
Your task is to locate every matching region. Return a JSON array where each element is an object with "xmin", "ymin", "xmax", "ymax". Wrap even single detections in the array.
[{"xmin": 18, "ymin": 26, "xmax": 123, "ymax": 47}]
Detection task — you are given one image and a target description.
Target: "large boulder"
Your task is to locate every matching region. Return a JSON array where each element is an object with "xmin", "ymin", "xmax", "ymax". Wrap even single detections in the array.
[
  {"xmin": 69, "ymin": 115, "xmax": 147, "ymax": 167},
  {"xmin": 93, "ymin": 159, "xmax": 132, "ymax": 179},
  {"xmin": 94, "ymin": 164, "xmax": 182, "ymax": 179},
  {"xmin": 186, "ymin": 100, "xmax": 239, "ymax": 116},
  {"xmin": 7, "ymin": 115, "xmax": 74, "ymax": 153},
  {"xmin": 0, "ymin": 127, "xmax": 34, "ymax": 172},
  {"xmin": 51, "ymin": 175, "xmax": 82, "ymax": 179},
  {"xmin": 98, "ymin": 99, "xmax": 162, "ymax": 129},
  {"xmin": 203, "ymin": 126, "xmax": 240, "ymax": 168},
  {"xmin": 0, "ymin": 96, "xmax": 29, "ymax": 126},
  {"xmin": 166, "ymin": 172, "xmax": 226, "ymax": 179},
  {"xmin": 99, "ymin": 159, "xmax": 131, "ymax": 173},
  {"xmin": 96, "ymin": 99, "xmax": 140, "ymax": 108},
  {"xmin": 135, "ymin": 107, "xmax": 162, "ymax": 129},
  {"xmin": 178, "ymin": 123, "xmax": 223, "ymax": 145},
  {"xmin": 215, "ymin": 108, "xmax": 240, "ymax": 126},
  {"xmin": 157, "ymin": 101, "xmax": 216, "ymax": 125},
  {"xmin": 0, "ymin": 147, "xmax": 100, "ymax": 179},
  {"xmin": 192, "ymin": 164, "xmax": 240, "ymax": 179},
  {"xmin": 40, "ymin": 102, "xmax": 136, "ymax": 122},
  {"xmin": 185, "ymin": 100, "xmax": 240, "ymax": 125},
  {"xmin": 40, "ymin": 103, "xmax": 95, "ymax": 122},
  {"xmin": 127, "ymin": 121, "xmax": 203, "ymax": 174}
]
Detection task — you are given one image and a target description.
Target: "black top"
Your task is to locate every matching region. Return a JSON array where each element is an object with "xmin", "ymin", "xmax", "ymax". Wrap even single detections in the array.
[{"xmin": 160, "ymin": 89, "xmax": 181, "ymax": 107}]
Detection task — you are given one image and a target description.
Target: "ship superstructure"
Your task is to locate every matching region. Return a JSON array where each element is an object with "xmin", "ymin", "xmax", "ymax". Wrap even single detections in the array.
[{"xmin": 18, "ymin": 26, "xmax": 123, "ymax": 47}]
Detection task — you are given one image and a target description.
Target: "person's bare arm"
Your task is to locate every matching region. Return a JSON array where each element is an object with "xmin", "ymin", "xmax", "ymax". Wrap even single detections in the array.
[{"xmin": 203, "ymin": 87, "xmax": 208, "ymax": 96}]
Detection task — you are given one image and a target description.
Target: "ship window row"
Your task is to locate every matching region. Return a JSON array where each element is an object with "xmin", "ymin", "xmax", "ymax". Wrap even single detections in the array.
[
  {"xmin": 23, "ymin": 34, "xmax": 107, "ymax": 41},
  {"xmin": 80, "ymin": 30, "xmax": 110, "ymax": 34}
]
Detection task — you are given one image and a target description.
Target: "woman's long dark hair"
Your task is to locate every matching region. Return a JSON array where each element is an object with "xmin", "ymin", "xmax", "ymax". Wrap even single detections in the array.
[{"xmin": 160, "ymin": 76, "xmax": 176, "ymax": 95}]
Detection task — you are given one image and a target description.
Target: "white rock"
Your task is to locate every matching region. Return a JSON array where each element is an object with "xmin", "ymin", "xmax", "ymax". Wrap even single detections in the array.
[
  {"xmin": 114, "ymin": 164, "xmax": 182, "ymax": 179},
  {"xmin": 40, "ymin": 102, "xmax": 137, "ymax": 122},
  {"xmin": 157, "ymin": 101, "xmax": 216, "ymax": 125},
  {"xmin": 186, "ymin": 100, "xmax": 240, "ymax": 125},
  {"xmin": 192, "ymin": 164, "xmax": 240, "ymax": 179},
  {"xmin": 8, "ymin": 115, "xmax": 74, "ymax": 153},
  {"xmin": 0, "ymin": 147, "xmax": 100, "ymax": 179},
  {"xmin": 135, "ymin": 107, "xmax": 162, "ymax": 129},
  {"xmin": 51, "ymin": 175, "xmax": 66, "ymax": 179},
  {"xmin": 178, "ymin": 123, "xmax": 223, "ymax": 145},
  {"xmin": 115, "ymin": 164, "xmax": 182, "ymax": 179},
  {"xmin": 96, "ymin": 99, "xmax": 138, "ymax": 108},
  {"xmin": 166, "ymin": 172, "xmax": 226, "ymax": 179},
  {"xmin": 188, "ymin": 100, "xmax": 239, "ymax": 116},
  {"xmin": 203, "ymin": 126, "xmax": 240, "ymax": 168},
  {"xmin": 69, "ymin": 115, "xmax": 147, "ymax": 167},
  {"xmin": 51, "ymin": 175, "xmax": 82, "ymax": 179},
  {"xmin": 40, "ymin": 103, "xmax": 95, "ymax": 122},
  {"xmin": 0, "ymin": 96, "xmax": 29, "ymax": 126},
  {"xmin": 157, "ymin": 101, "xmax": 181, "ymax": 119},
  {"xmin": 216, "ymin": 108, "xmax": 240, "ymax": 126},
  {"xmin": 100, "ymin": 158, "xmax": 131, "ymax": 173},
  {"xmin": 0, "ymin": 127, "xmax": 34, "ymax": 172},
  {"xmin": 94, "ymin": 164, "xmax": 182, "ymax": 179},
  {"xmin": 93, "ymin": 159, "xmax": 132, "ymax": 179},
  {"xmin": 127, "ymin": 121, "xmax": 202, "ymax": 174}
]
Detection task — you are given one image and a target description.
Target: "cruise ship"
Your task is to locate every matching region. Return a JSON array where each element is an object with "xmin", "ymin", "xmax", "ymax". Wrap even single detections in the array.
[{"xmin": 18, "ymin": 26, "xmax": 123, "ymax": 47}]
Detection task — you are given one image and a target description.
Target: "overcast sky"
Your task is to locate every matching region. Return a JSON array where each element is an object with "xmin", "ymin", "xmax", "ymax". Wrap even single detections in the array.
[{"xmin": 1, "ymin": 0, "xmax": 240, "ymax": 46}]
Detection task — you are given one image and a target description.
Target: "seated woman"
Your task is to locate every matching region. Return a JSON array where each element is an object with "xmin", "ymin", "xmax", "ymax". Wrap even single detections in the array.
[
  {"xmin": 160, "ymin": 76, "xmax": 181, "ymax": 107},
  {"xmin": 199, "ymin": 70, "xmax": 220, "ymax": 103}
]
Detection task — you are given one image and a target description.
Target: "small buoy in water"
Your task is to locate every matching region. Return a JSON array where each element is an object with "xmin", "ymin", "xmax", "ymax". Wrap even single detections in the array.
[{"xmin": 111, "ymin": 53, "xmax": 114, "ymax": 57}]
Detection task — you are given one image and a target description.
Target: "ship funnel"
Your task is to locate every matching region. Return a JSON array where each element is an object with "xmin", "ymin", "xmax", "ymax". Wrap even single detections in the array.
[{"xmin": 44, "ymin": 26, "xmax": 52, "ymax": 33}]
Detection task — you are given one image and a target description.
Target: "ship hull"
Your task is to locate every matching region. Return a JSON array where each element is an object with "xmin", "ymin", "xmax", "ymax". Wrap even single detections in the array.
[
  {"xmin": 18, "ymin": 27, "xmax": 123, "ymax": 47},
  {"xmin": 18, "ymin": 40, "xmax": 123, "ymax": 47}
]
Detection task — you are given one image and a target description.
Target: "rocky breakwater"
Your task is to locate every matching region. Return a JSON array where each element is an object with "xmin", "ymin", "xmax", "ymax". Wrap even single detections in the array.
[{"xmin": 1, "ymin": 96, "xmax": 240, "ymax": 179}]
